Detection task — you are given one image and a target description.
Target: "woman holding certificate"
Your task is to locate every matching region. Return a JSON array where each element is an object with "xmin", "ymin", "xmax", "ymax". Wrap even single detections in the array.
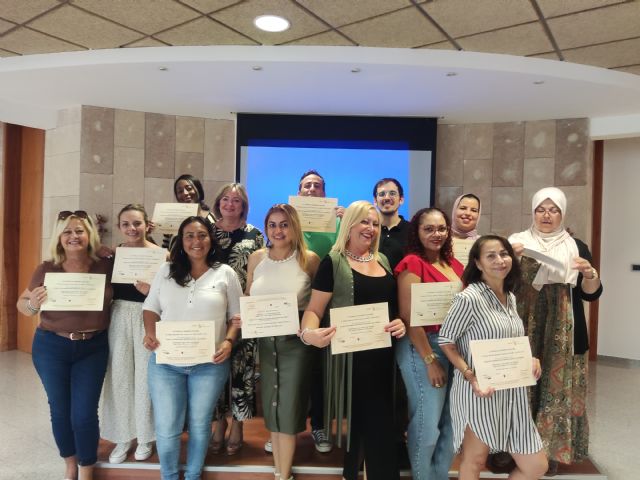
[
  {"xmin": 210, "ymin": 182, "xmax": 265, "ymax": 456},
  {"xmin": 300, "ymin": 200, "xmax": 406, "ymax": 480},
  {"xmin": 101, "ymin": 204, "xmax": 160, "ymax": 464},
  {"xmin": 508, "ymin": 187, "xmax": 602, "ymax": 474},
  {"xmin": 142, "ymin": 216, "xmax": 242, "ymax": 480},
  {"xmin": 394, "ymin": 207, "xmax": 463, "ymax": 480},
  {"xmin": 17, "ymin": 210, "xmax": 113, "ymax": 480},
  {"xmin": 243, "ymin": 204, "xmax": 320, "ymax": 480},
  {"xmin": 438, "ymin": 235, "xmax": 547, "ymax": 480}
]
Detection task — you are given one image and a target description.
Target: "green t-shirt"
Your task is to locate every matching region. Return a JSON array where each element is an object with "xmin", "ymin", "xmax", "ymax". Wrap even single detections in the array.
[{"xmin": 303, "ymin": 218, "xmax": 340, "ymax": 260}]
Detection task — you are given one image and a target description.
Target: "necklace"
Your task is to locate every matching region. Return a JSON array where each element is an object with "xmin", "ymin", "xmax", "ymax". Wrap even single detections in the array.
[
  {"xmin": 345, "ymin": 249, "xmax": 374, "ymax": 262},
  {"xmin": 268, "ymin": 249, "xmax": 296, "ymax": 263}
]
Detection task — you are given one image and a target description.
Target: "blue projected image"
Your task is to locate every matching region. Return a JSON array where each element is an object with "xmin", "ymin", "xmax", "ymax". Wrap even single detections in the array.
[{"xmin": 241, "ymin": 146, "xmax": 410, "ymax": 230}]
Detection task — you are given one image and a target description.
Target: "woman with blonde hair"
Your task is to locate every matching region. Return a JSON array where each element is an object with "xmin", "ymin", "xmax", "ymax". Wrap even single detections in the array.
[
  {"xmin": 300, "ymin": 200, "xmax": 406, "ymax": 480},
  {"xmin": 17, "ymin": 210, "xmax": 113, "ymax": 480},
  {"xmin": 240, "ymin": 204, "xmax": 320, "ymax": 480},
  {"xmin": 210, "ymin": 182, "xmax": 265, "ymax": 455}
]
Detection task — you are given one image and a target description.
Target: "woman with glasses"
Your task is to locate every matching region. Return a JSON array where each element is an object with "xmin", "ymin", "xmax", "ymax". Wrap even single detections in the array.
[
  {"xmin": 394, "ymin": 207, "xmax": 464, "ymax": 480},
  {"xmin": 438, "ymin": 236, "xmax": 547, "ymax": 480},
  {"xmin": 509, "ymin": 187, "xmax": 602, "ymax": 474},
  {"xmin": 242, "ymin": 204, "xmax": 320, "ymax": 480},
  {"xmin": 17, "ymin": 210, "xmax": 113, "ymax": 480},
  {"xmin": 143, "ymin": 216, "xmax": 242, "ymax": 480}
]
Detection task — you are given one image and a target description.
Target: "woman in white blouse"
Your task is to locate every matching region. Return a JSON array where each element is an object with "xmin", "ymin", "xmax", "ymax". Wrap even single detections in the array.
[
  {"xmin": 142, "ymin": 216, "xmax": 242, "ymax": 480},
  {"xmin": 439, "ymin": 235, "xmax": 547, "ymax": 480}
]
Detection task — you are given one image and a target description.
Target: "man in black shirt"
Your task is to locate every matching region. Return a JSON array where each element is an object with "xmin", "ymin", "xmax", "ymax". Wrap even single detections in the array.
[{"xmin": 373, "ymin": 177, "xmax": 410, "ymax": 269}]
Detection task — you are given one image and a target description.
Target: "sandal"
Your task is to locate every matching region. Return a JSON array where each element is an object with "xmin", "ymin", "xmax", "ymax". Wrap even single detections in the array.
[
  {"xmin": 210, "ymin": 417, "xmax": 227, "ymax": 454},
  {"xmin": 226, "ymin": 421, "xmax": 243, "ymax": 456}
]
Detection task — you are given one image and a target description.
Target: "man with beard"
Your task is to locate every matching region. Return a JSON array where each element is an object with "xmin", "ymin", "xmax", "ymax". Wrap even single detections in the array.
[{"xmin": 373, "ymin": 178, "xmax": 410, "ymax": 269}]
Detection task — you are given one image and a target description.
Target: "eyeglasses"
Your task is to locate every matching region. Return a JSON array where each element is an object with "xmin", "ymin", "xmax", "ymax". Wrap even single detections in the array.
[
  {"xmin": 376, "ymin": 190, "xmax": 399, "ymax": 198},
  {"xmin": 534, "ymin": 207, "xmax": 561, "ymax": 216},
  {"xmin": 58, "ymin": 210, "xmax": 88, "ymax": 221},
  {"xmin": 422, "ymin": 226, "xmax": 449, "ymax": 236}
]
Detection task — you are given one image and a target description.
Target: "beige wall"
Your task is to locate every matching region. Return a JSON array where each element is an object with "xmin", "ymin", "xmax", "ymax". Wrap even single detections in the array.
[
  {"xmin": 435, "ymin": 118, "xmax": 593, "ymax": 242},
  {"xmin": 43, "ymin": 106, "xmax": 235, "ymax": 254}
]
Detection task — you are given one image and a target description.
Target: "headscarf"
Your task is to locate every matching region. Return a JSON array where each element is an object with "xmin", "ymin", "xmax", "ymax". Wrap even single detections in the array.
[
  {"xmin": 508, "ymin": 187, "xmax": 579, "ymax": 290},
  {"xmin": 451, "ymin": 194, "xmax": 481, "ymax": 240}
]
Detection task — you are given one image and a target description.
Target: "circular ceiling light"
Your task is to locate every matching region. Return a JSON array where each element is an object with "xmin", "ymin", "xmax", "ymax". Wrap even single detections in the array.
[{"xmin": 254, "ymin": 15, "xmax": 290, "ymax": 32}]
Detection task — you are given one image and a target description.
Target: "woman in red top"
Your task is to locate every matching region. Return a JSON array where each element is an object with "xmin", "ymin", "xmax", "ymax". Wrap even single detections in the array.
[{"xmin": 395, "ymin": 207, "xmax": 464, "ymax": 480}]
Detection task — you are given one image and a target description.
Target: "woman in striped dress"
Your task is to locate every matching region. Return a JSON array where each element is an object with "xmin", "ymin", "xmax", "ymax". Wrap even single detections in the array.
[{"xmin": 439, "ymin": 235, "xmax": 547, "ymax": 480}]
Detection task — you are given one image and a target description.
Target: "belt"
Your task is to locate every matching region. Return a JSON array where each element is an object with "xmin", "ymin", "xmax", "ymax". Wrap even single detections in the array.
[{"xmin": 55, "ymin": 330, "xmax": 104, "ymax": 341}]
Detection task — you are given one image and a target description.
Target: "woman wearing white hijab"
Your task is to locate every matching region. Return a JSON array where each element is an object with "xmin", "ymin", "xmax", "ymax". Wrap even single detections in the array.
[{"xmin": 509, "ymin": 187, "xmax": 602, "ymax": 474}]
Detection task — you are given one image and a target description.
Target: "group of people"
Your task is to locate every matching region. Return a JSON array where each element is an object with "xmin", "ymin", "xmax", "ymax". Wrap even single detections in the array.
[{"xmin": 17, "ymin": 168, "xmax": 602, "ymax": 480}]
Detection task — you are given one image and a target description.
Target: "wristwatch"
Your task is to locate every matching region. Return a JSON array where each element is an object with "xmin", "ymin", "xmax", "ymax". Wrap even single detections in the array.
[{"xmin": 423, "ymin": 353, "xmax": 437, "ymax": 365}]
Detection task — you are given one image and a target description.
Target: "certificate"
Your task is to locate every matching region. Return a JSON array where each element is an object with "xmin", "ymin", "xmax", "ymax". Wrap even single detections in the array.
[
  {"xmin": 151, "ymin": 203, "xmax": 199, "ymax": 235},
  {"xmin": 288, "ymin": 195, "xmax": 338, "ymax": 233},
  {"xmin": 155, "ymin": 321, "xmax": 217, "ymax": 365},
  {"xmin": 522, "ymin": 247, "xmax": 564, "ymax": 271},
  {"xmin": 453, "ymin": 238, "xmax": 475, "ymax": 267},
  {"xmin": 329, "ymin": 302, "xmax": 391, "ymax": 355},
  {"xmin": 469, "ymin": 336, "xmax": 536, "ymax": 391},
  {"xmin": 239, "ymin": 293, "xmax": 299, "ymax": 338},
  {"xmin": 410, "ymin": 281, "xmax": 462, "ymax": 327},
  {"xmin": 41, "ymin": 273, "xmax": 106, "ymax": 311},
  {"xmin": 112, "ymin": 247, "xmax": 167, "ymax": 284}
]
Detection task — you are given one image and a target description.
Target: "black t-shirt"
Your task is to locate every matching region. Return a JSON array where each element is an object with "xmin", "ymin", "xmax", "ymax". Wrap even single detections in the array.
[{"xmin": 379, "ymin": 217, "xmax": 410, "ymax": 270}]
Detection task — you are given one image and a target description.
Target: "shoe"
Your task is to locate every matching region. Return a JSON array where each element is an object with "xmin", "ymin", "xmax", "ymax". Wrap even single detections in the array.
[
  {"xmin": 546, "ymin": 460, "xmax": 559, "ymax": 477},
  {"xmin": 109, "ymin": 441, "xmax": 132, "ymax": 464},
  {"xmin": 311, "ymin": 429, "xmax": 332, "ymax": 453},
  {"xmin": 486, "ymin": 452, "xmax": 516, "ymax": 474},
  {"xmin": 210, "ymin": 417, "xmax": 227, "ymax": 454},
  {"xmin": 226, "ymin": 439, "xmax": 243, "ymax": 456},
  {"xmin": 264, "ymin": 439, "xmax": 273, "ymax": 453},
  {"xmin": 134, "ymin": 442, "xmax": 153, "ymax": 461}
]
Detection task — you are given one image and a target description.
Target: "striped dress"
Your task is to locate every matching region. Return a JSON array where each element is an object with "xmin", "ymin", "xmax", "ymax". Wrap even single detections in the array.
[{"xmin": 439, "ymin": 281, "xmax": 543, "ymax": 455}]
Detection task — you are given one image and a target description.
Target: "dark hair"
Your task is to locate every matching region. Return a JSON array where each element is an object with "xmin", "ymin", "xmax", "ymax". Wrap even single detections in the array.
[
  {"xmin": 174, "ymin": 174, "xmax": 209, "ymax": 210},
  {"xmin": 298, "ymin": 170, "xmax": 325, "ymax": 191},
  {"xmin": 373, "ymin": 177, "xmax": 404, "ymax": 198},
  {"xmin": 461, "ymin": 235, "xmax": 521, "ymax": 293},
  {"xmin": 405, "ymin": 207, "xmax": 453, "ymax": 264},
  {"xmin": 169, "ymin": 216, "xmax": 219, "ymax": 286}
]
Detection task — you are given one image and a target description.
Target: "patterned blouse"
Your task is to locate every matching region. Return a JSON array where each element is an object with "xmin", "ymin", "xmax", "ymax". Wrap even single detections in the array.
[{"xmin": 212, "ymin": 223, "xmax": 264, "ymax": 291}]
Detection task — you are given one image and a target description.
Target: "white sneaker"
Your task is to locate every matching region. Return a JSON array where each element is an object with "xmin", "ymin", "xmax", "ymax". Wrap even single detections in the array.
[
  {"xmin": 109, "ymin": 441, "xmax": 132, "ymax": 464},
  {"xmin": 134, "ymin": 442, "xmax": 153, "ymax": 461},
  {"xmin": 264, "ymin": 439, "xmax": 273, "ymax": 453},
  {"xmin": 311, "ymin": 429, "xmax": 332, "ymax": 453}
]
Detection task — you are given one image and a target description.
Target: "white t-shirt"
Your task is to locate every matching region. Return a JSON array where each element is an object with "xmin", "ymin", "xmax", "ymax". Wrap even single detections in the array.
[{"xmin": 144, "ymin": 262, "xmax": 242, "ymax": 349}]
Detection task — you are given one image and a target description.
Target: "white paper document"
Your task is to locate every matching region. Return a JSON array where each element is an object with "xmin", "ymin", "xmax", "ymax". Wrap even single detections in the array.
[
  {"xmin": 151, "ymin": 203, "xmax": 199, "ymax": 235},
  {"xmin": 452, "ymin": 238, "xmax": 475, "ymax": 267},
  {"xmin": 41, "ymin": 273, "xmax": 106, "ymax": 311},
  {"xmin": 112, "ymin": 247, "xmax": 167, "ymax": 284},
  {"xmin": 522, "ymin": 247, "xmax": 564, "ymax": 271},
  {"xmin": 155, "ymin": 321, "xmax": 217, "ymax": 365},
  {"xmin": 288, "ymin": 196, "xmax": 338, "ymax": 233},
  {"xmin": 329, "ymin": 302, "xmax": 391, "ymax": 355},
  {"xmin": 239, "ymin": 293, "xmax": 300, "ymax": 338},
  {"xmin": 410, "ymin": 281, "xmax": 463, "ymax": 327},
  {"xmin": 469, "ymin": 336, "xmax": 536, "ymax": 391}
]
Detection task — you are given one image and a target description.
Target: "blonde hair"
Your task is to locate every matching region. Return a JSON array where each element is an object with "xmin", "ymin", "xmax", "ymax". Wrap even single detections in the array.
[
  {"xmin": 264, "ymin": 203, "xmax": 309, "ymax": 271},
  {"xmin": 331, "ymin": 200, "xmax": 381, "ymax": 260},
  {"xmin": 48, "ymin": 214, "xmax": 101, "ymax": 264},
  {"xmin": 213, "ymin": 182, "xmax": 249, "ymax": 221}
]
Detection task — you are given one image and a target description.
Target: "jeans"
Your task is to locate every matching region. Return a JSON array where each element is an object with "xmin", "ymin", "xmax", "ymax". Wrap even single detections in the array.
[
  {"xmin": 148, "ymin": 354, "xmax": 230, "ymax": 480},
  {"xmin": 31, "ymin": 328, "xmax": 109, "ymax": 466},
  {"xmin": 396, "ymin": 333, "xmax": 454, "ymax": 480}
]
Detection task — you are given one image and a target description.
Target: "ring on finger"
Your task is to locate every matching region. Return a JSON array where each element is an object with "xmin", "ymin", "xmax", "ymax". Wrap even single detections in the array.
[{"xmin": 435, "ymin": 383, "xmax": 442, "ymax": 388}]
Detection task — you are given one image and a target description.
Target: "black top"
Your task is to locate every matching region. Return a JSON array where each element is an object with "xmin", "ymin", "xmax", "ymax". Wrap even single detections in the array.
[
  {"xmin": 573, "ymin": 238, "xmax": 603, "ymax": 355},
  {"xmin": 112, "ymin": 282, "xmax": 146, "ymax": 303},
  {"xmin": 378, "ymin": 217, "xmax": 410, "ymax": 270}
]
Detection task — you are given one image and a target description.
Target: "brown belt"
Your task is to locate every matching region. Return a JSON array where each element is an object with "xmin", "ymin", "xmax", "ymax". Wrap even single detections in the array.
[{"xmin": 55, "ymin": 330, "xmax": 104, "ymax": 341}]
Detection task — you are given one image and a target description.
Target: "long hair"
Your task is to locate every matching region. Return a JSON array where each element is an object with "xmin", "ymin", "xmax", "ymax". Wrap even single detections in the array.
[
  {"xmin": 462, "ymin": 235, "xmax": 521, "ymax": 293},
  {"xmin": 331, "ymin": 201, "xmax": 381, "ymax": 259},
  {"xmin": 174, "ymin": 174, "xmax": 209, "ymax": 210},
  {"xmin": 212, "ymin": 182, "xmax": 249, "ymax": 222},
  {"xmin": 264, "ymin": 203, "xmax": 309, "ymax": 271},
  {"xmin": 117, "ymin": 203, "xmax": 151, "ymax": 242},
  {"xmin": 169, "ymin": 216, "xmax": 220, "ymax": 286},
  {"xmin": 49, "ymin": 213, "xmax": 101, "ymax": 265},
  {"xmin": 405, "ymin": 207, "xmax": 454, "ymax": 264}
]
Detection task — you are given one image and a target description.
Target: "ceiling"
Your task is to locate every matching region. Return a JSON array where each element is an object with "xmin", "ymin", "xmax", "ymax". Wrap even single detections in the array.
[{"xmin": 1, "ymin": 0, "xmax": 640, "ymax": 130}]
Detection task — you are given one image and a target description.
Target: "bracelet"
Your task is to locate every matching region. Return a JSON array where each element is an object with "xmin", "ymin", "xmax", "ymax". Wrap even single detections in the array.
[
  {"xmin": 423, "ymin": 352, "xmax": 437, "ymax": 365},
  {"xmin": 26, "ymin": 298, "xmax": 40, "ymax": 314},
  {"xmin": 223, "ymin": 337, "xmax": 233, "ymax": 346},
  {"xmin": 585, "ymin": 267, "xmax": 599, "ymax": 280},
  {"xmin": 300, "ymin": 327, "xmax": 311, "ymax": 346},
  {"xmin": 462, "ymin": 366, "xmax": 474, "ymax": 381}
]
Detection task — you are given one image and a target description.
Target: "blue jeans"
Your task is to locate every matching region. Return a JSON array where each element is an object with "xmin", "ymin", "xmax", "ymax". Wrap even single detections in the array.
[
  {"xmin": 31, "ymin": 328, "xmax": 109, "ymax": 466},
  {"xmin": 396, "ymin": 333, "xmax": 454, "ymax": 480},
  {"xmin": 148, "ymin": 354, "xmax": 230, "ymax": 480}
]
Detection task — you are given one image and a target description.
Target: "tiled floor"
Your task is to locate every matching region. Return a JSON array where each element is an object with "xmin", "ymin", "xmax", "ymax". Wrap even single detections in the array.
[{"xmin": 0, "ymin": 350, "xmax": 637, "ymax": 479}]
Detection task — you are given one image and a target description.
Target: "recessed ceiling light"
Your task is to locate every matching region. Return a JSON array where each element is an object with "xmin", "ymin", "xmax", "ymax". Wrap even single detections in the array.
[
  {"xmin": 254, "ymin": 15, "xmax": 290, "ymax": 32},
  {"xmin": 252, "ymin": 66, "xmax": 263, "ymax": 71},
  {"xmin": 351, "ymin": 67, "xmax": 361, "ymax": 73},
  {"xmin": 158, "ymin": 66, "xmax": 168, "ymax": 71},
  {"xmin": 533, "ymin": 80, "xmax": 545, "ymax": 85},
  {"xmin": 446, "ymin": 72, "xmax": 457, "ymax": 77}
]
